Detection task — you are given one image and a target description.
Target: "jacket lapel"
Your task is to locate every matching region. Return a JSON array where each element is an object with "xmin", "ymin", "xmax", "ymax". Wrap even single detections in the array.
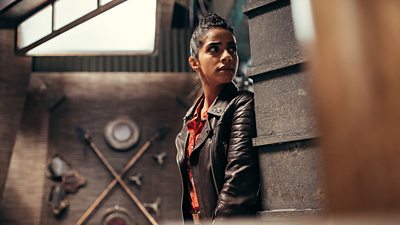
[
  {"xmin": 208, "ymin": 82, "xmax": 238, "ymax": 114},
  {"xmin": 192, "ymin": 119, "xmax": 211, "ymax": 153},
  {"xmin": 189, "ymin": 82, "xmax": 239, "ymax": 158},
  {"xmin": 177, "ymin": 94, "xmax": 204, "ymax": 163}
]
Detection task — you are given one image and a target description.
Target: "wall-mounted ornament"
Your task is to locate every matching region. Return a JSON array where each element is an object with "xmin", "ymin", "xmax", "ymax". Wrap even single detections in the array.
[
  {"xmin": 61, "ymin": 169, "xmax": 86, "ymax": 193},
  {"xmin": 104, "ymin": 116, "xmax": 140, "ymax": 151},
  {"xmin": 48, "ymin": 184, "xmax": 69, "ymax": 216},
  {"xmin": 143, "ymin": 197, "xmax": 161, "ymax": 216},
  {"xmin": 101, "ymin": 205, "xmax": 136, "ymax": 225},
  {"xmin": 128, "ymin": 173, "xmax": 142, "ymax": 187},
  {"xmin": 47, "ymin": 154, "xmax": 86, "ymax": 218},
  {"xmin": 47, "ymin": 154, "xmax": 86, "ymax": 193},
  {"xmin": 76, "ymin": 126, "xmax": 168, "ymax": 225},
  {"xmin": 48, "ymin": 154, "xmax": 71, "ymax": 181},
  {"xmin": 153, "ymin": 152, "xmax": 167, "ymax": 165}
]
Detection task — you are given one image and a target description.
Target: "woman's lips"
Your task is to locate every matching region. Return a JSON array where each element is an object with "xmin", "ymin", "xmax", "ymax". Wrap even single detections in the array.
[{"xmin": 217, "ymin": 66, "xmax": 234, "ymax": 72}]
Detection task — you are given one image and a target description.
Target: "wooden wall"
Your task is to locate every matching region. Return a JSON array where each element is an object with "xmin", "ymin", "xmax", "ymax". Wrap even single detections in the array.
[
  {"xmin": 0, "ymin": 29, "xmax": 31, "ymax": 204},
  {"xmin": 1, "ymin": 72, "xmax": 196, "ymax": 225},
  {"xmin": 0, "ymin": 77, "xmax": 49, "ymax": 225}
]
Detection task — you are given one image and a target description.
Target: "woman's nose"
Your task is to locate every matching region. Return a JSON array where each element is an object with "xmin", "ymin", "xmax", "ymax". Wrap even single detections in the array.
[{"xmin": 221, "ymin": 49, "xmax": 232, "ymax": 62}]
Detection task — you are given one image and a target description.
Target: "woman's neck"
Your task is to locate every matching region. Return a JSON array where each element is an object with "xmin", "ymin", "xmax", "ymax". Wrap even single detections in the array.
[{"xmin": 201, "ymin": 83, "xmax": 223, "ymax": 115}]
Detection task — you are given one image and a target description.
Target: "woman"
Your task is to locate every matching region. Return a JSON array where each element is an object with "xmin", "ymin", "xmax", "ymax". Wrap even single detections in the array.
[{"xmin": 175, "ymin": 13, "xmax": 259, "ymax": 224}]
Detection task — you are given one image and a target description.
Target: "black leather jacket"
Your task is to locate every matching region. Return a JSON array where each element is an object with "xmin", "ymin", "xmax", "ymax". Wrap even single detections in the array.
[{"xmin": 175, "ymin": 82, "xmax": 260, "ymax": 223}]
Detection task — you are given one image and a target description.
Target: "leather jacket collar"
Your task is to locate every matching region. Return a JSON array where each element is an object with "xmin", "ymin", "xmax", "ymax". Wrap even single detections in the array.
[{"xmin": 183, "ymin": 82, "xmax": 238, "ymax": 122}]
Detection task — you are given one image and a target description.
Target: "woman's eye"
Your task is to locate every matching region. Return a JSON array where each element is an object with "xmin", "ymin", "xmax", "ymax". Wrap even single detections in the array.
[
  {"xmin": 228, "ymin": 46, "xmax": 237, "ymax": 54},
  {"xmin": 209, "ymin": 46, "xmax": 218, "ymax": 53}
]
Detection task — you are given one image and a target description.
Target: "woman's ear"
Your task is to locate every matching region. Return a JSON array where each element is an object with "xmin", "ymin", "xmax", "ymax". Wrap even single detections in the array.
[{"xmin": 188, "ymin": 56, "xmax": 199, "ymax": 72}]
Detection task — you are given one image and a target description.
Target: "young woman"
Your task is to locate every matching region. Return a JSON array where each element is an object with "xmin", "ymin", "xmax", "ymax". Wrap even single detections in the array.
[{"xmin": 175, "ymin": 13, "xmax": 259, "ymax": 224}]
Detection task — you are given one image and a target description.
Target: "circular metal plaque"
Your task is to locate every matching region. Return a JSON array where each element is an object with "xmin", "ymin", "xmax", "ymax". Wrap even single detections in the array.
[
  {"xmin": 104, "ymin": 116, "xmax": 140, "ymax": 151},
  {"xmin": 102, "ymin": 205, "xmax": 135, "ymax": 225}
]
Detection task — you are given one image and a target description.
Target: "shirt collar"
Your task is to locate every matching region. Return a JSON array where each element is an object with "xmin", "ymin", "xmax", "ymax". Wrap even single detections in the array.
[{"xmin": 183, "ymin": 82, "xmax": 238, "ymax": 120}]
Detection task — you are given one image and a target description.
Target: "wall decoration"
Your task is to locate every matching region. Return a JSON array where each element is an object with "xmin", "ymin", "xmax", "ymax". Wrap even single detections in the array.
[
  {"xmin": 143, "ymin": 197, "xmax": 162, "ymax": 216},
  {"xmin": 36, "ymin": 72, "xmax": 195, "ymax": 225},
  {"xmin": 152, "ymin": 152, "xmax": 167, "ymax": 166},
  {"xmin": 61, "ymin": 170, "xmax": 86, "ymax": 193},
  {"xmin": 47, "ymin": 155, "xmax": 71, "ymax": 181},
  {"xmin": 47, "ymin": 155, "xmax": 87, "ymax": 192},
  {"xmin": 48, "ymin": 184, "xmax": 69, "ymax": 216},
  {"xmin": 128, "ymin": 173, "xmax": 142, "ymax": 187},
  {"xmin": 75, "ymin": 126, "xmax": 168, "ymax": 225},
  {"xmin": 101, "ymin": 205, "xmax": 136, "ymax": 225},
  {"xmin": 47, "ymin": 154, "xmax": 86, "ymax": 217},
  {"xmin": 104, "ymin": 116, "xmax": 140, "ymax": 151}
]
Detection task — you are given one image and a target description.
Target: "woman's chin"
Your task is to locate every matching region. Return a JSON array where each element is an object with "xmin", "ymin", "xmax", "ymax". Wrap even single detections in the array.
[{"xmin": 218, "ymin": 73, "xmax": 236, "ymax": 83}]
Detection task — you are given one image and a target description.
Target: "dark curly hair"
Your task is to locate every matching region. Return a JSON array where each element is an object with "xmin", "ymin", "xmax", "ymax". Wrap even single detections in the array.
[{"xmin": 190, "ymin": 12, "xmax": 234, "ymax": 58}]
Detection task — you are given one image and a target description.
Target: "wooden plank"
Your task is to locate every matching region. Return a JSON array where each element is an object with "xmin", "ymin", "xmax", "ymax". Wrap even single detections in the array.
[
  {"xmin": 0, "ymin": 77, "xmax": 49, "ymax": 225},
  {"xmin": 0, "ymin": 29, "xmax": 31, "ymax": 201}
]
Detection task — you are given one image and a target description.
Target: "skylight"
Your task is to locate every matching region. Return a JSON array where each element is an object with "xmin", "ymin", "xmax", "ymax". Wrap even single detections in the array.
[{"xmin": 17, "ymin": 0, "xmax": 158, "ymax": 56}]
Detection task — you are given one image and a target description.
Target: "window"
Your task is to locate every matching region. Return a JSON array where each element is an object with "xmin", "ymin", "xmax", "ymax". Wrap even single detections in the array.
[{"xmin": 17, "ymin": 0, "xmax": 158, "ymax": 56}]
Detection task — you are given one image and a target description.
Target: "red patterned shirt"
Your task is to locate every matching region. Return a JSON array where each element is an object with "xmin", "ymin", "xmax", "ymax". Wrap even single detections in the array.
[{"xmin": 186, "ymin": 97, "xmax": 208, "ymax": 213}]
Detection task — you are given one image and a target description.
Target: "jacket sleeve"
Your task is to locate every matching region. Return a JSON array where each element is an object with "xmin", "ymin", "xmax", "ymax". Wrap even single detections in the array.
[{"xmin": 214, "ymin": 92, "xmax": 260, "ymax": 221}]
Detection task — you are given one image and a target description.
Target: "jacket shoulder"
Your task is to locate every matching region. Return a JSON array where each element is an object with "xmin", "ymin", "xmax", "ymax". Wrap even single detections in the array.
[
  {"xmin": 223, "ymin": 90, "xmax": 254, "ymax": 116},
  {"xmin": 234, "ymin": 90, "xmax": 254, "ymax": 103}
]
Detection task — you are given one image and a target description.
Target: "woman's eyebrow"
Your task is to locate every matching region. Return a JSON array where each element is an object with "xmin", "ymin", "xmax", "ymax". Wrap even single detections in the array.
[
  {"xmin": 206, "ymin": 41, "xmax": 236, "ymax": 47},
  {"xmin": 206, "ymin": 41, "xmax": 222, "ymax": 46}
]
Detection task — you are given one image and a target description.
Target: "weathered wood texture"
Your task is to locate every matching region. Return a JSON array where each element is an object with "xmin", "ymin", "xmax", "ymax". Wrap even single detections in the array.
[
  {"xmin": 29, "ymin": 72, "xmax": 195, "ymax": 225},
  {"xmin": 0, "ymin": 29, "xmax": 31, "ymax": 203},
  {"xmin": 0, "ymin": 77, "xmax": 49, "ymax": 225},
  {"xmin": 244, "ymin": 0, "xmax": 323, "ymax": 214},
  {"xmin": 310, "ymin": 0, "xmax": 400, "ymax": 213}
]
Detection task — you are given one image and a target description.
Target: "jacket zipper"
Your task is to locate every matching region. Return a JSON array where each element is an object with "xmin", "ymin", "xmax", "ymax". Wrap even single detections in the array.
[
  {"xmin": 176, "ymin": 131, "xmax": 188, "ymax": 224},
  {"xmin": 176, "ymin": 156, "xmax": 185, "ymax": 224},
  {"xmin": 210, "ymin": 138, "xmax": 220, "ymax": 221},
  {"xmin": 208, "ymin": 119, "xmax": 220, "ymax": 197},
  {"xmin": 209, "ymin": 143, "xmax": 220, "ymax": 196}
]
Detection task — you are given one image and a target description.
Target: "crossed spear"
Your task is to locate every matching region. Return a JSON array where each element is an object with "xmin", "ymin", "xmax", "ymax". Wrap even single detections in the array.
[{"xmin": 75, "ymin": 125, "xmax": 168, "ymax": 225}]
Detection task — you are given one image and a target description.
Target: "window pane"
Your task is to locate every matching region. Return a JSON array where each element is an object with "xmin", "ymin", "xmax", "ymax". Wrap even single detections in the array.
[
  {"xmin": 17, "ymin": 5, "xmax": 52, "ymax": 48},
  {"xmin": 54, "ymin": 0, "xmax": 97, "ymax": 30},
  {"xmin": 100, "ymin": 0, "xmax": 114, "ymax": 5},
  {"xmin": 27, "ymin": 0, "xmax": 157, "ymax": 55}
]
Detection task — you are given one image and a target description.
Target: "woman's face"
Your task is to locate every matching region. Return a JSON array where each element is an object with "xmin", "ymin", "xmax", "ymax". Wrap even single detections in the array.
[{"xmin": 190, "ymin": 28, "xmax": 238, "ymax": 87}]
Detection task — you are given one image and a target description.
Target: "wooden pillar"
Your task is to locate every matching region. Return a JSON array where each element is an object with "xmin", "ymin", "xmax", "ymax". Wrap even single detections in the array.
[
  {"xmin": 310, "ymin": 0, "xmax": 400, "ymax": 214},
  {"xmin": 0, "ymin": 77, "xmax": 49, "ymax": 225},
  {"xmin": 0, "ymin": 29, "xmax": 31, "ymax": 202}
]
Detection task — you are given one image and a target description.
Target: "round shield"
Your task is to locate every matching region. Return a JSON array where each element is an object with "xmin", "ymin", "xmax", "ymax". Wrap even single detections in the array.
[
  {"xmin": 102, "ymin": 205, "xmax": 135, "ymax": 225},
  {"xmin": 104, "ymin": 116, "xmax": 140, "ymax": 151}
]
